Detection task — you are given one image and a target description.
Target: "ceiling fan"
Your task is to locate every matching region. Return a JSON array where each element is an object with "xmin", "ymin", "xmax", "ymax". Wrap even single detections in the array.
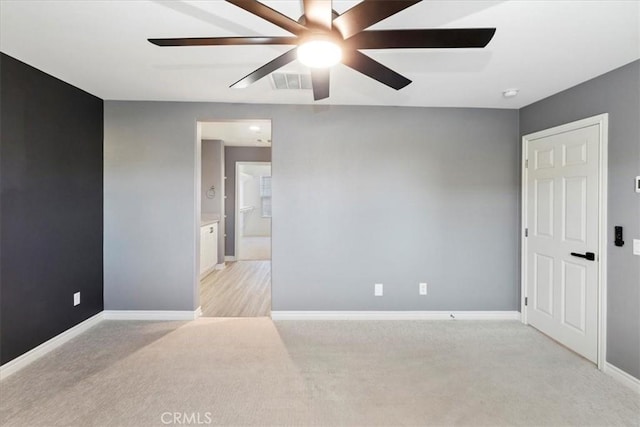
[{"xmin": 149, "ymin": 0, "xmax": 496, "ymax": 101}]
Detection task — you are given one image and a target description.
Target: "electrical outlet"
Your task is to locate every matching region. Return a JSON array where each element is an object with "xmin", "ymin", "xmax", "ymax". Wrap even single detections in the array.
[
  {"xmin": 633, "ymin": 239, "xmax": 640, "ymax": 256},
  {"xmin": 419, "ymin": 282, "xmax": 428, "ymax": 295},
  {"xmin": 374, "ymin": 283, "xmax": 383, "ymax": 296},
  {"xmin": 73, "ymin": 292, "xmax": 81, "ymax": 306}
]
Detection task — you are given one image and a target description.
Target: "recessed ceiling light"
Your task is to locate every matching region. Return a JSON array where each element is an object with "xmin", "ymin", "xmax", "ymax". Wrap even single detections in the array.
[
  {"xmin": 503, "ymin": 88, "xmax": 519, "ymax": 98},
  {"xmin": 249, "ymin": 125, "xmax": 260, "ymax": 131}
]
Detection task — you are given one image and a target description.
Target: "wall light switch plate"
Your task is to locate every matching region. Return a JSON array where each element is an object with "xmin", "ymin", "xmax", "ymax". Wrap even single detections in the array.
[
  {"xmin": 374, "ymin": 283, "xmax": 383, "ymax": 296},
  {"xmin": 419, "ymin": 283, "xmax": 428, "ymax": 295},
  {"xmin": 633, "ymin": 239, "xmax": 640, "ymax": 256},
  {"xmin": 73, "ymin": 292, "xmax": 81, "ymax": 306}
]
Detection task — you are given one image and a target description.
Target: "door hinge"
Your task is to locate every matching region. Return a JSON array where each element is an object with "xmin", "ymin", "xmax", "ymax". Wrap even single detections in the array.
[
  {"xmin": 525, "ymin": 228, "xmax": 528, "ymax": 237},
  {"xmin": 525, "ymin": 159, "xmax": 528, "ymax": 168},
  {"xmin": 524, "ymin": 297, "xmax": 528, "ymax": 306}
]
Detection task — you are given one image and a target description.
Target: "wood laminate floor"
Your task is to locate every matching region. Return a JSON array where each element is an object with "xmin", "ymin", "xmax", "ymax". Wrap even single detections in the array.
[{"xmin": 200, "ymin": 261, "xmax": 271, "ymax": 317}]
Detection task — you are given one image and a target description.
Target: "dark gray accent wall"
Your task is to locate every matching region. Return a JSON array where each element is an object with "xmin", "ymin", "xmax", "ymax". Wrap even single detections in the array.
[
  {"xmin": 0, "ymin": 53, "xmax": 104, "ymax": 364},
  {"xmin": 520, "ymin": 60, "xmax": 640, "ymax": 379},
  {"xmin": 224, "ymin": 146, "xmax": 271, "ymax": 257},
  {"xmin": 104, "ymin": 102, "xmax": 519, "ymax": 313}
]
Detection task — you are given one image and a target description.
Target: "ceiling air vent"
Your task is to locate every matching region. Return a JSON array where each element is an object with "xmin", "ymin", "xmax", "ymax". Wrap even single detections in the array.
[{"xmin": 271, "ymin": 73, "xmax": 312, "ymax": 90}]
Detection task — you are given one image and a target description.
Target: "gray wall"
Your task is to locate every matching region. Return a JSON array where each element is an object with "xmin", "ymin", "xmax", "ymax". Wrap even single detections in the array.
[
  {"xmin": 201, "ymin": 139, "xmax": 223, "ymax": 214},
  {"xmin": 519, "ymin": 60, "xmax": 640, "ymax": 379},
  {"xmin": 224, "ymin": 146, "xmax": 272, "ymax": 256},
  {"xmin": 104, "ymin": 102, "xmax": 519, "ymax": 313},
  {"xmin": 202, "ymin": 139, "xmax": 225, "ymax": 264}
]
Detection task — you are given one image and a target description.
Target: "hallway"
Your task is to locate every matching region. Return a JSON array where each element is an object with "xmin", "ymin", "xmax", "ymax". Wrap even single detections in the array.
[{"xmin": 200, "ymin": 261, "xmax": 271, "ymax": 317}]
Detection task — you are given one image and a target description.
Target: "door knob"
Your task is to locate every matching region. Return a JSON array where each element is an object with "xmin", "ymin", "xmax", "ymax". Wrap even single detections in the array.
[{"xmin": 570, "ymin": 252, "xmax": 596, "ymax": 261}]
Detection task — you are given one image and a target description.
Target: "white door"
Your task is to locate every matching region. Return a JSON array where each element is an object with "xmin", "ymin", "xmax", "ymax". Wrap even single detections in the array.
[
  {"xmin": 526, "ymin": 123, "xmax": 601, "ymax": 362},
  {"xmin": 199, "ymin": 226, "xmax": 211, "ymax": 275},
  {"xmin": 200, "ymin": 224, "xmax": 218, "ymax": 275}
]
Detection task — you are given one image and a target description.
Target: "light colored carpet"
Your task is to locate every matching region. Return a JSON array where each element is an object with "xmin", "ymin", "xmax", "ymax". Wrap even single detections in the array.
[{"xmin": 0, "ymin": 319, "xmax": 638, "ymax": 426}]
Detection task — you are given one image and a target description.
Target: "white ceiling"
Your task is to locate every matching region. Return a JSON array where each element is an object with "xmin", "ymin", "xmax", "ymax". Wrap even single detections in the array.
[
  {"xmin": 1, "ymin": 1, "xmax": 638, "ymax": 109},
  {"xmin": 201, "ymin": 120, "xmax": 272, "ymax": 146}
]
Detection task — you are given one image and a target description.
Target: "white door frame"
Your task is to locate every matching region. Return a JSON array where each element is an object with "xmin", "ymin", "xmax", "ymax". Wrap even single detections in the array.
[
  {"xmin": 521, "ymin": 113, "xmax": 609, "ymax": 370},
  {"xmin": 235, "ymin": 161, "xmax": 271, "ymax": 261}
]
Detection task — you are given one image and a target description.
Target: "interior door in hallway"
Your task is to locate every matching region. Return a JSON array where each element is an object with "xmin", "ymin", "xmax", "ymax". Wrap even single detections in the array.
[{"xmin": 525, "ymin": 123, "xmax": 601, "ymax": 362}]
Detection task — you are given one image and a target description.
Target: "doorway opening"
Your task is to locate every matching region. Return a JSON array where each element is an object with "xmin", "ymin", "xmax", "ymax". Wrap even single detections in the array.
[
  {"xmin": 236, "ymin": 162, "xmax": 272, "ymax": 261},
  {"xmin": 197, "ymin": 119, "xmax": 272, "ymax": 317}
]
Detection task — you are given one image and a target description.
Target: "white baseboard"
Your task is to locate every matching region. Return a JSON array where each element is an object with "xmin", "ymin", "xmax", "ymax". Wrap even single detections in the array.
[
  {"xmin": 270, "ymin": 311, "xmax": 521, "ymax": 321},
  {"xmin": 0, "ymin": 312, "xmax": 104, "ymax": 380},
  {"xmin": 214, "ymin": 263, "xmax": 225, "ymax": 270},
  {"xmin": 103, "ymin": 309, "xmax": 201, "ymax": 321},
  {"xmin": 224, "ymin": 256, "xmax": 236, "ymax": 262},
  {"xmin": 605, "ymin": 362, "xmax": 640, "ymax": 393}
]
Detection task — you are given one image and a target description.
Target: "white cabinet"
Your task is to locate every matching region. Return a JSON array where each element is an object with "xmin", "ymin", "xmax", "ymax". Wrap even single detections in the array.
[{"xmin": 200, "ymin": 223, "xmax": 218, "ymax": 276}]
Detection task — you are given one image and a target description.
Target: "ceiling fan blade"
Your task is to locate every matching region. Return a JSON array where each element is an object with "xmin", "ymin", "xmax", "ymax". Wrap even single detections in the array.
[
  {"xmin": 303, "ymin": 0, "xmax": 333, "ymax": 30},
  {"xmin": 230, "ymin": 47, "xmax": 298, "ymax": 88},
  {"xmin": 311, "ymin": 68, "xmax": 330, "ymax": 100},
  {"xmin": 346, "ymin": 28, "xmax": 496, "ymax": 49},
  {"xmin": 226, "ymin": 0, "xmax": 308, "ymax": 36},
  {"xmin": 342, "ymin": 50, "xmax": 411, "ymax": 90},
  {"xmin": 333, "ymin": 0, "xmax": 421, "ymax": 39},
  {"xmin": 148, "ymin": 36, "xmax": 299, "ymax": 47}
]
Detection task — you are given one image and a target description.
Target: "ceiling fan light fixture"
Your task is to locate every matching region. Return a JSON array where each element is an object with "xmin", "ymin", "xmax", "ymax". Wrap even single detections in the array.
[
  {"xmin": 149, "ymin": 0, "xmax": 497, "ymax": 100},
  {"xmin": 297, "ymin": 39, "xmax": 342, "ymax": 69}
]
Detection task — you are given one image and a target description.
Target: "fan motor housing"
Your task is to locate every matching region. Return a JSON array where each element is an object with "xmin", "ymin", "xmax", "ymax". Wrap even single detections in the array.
[{"xmin": 297, "ymin": 10, "xmax": 340, "ymax": 26}]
